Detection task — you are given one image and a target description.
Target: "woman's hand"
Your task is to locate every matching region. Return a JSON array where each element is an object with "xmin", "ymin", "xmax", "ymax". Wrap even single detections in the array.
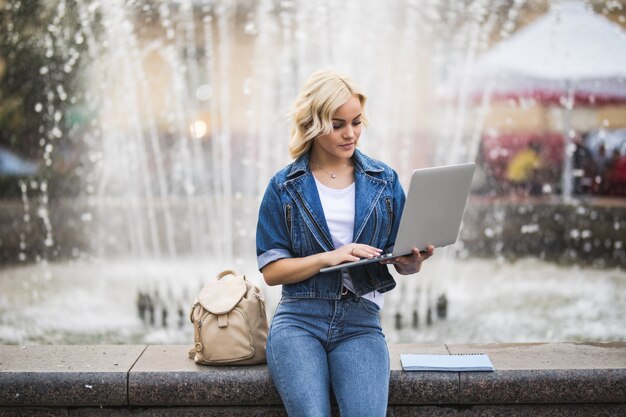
[
  {"xmin": 382, "ymin": 245, "xmax": 434, "ymax": 275},
  {"xmin": 323, "ymin": 243, "xmax": 382, "ymax": 268}
]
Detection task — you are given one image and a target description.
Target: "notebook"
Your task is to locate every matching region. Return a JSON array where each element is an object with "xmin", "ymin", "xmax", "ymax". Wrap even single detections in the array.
[
  {"xmin": 319, "ymin": 162, "xmax": 476, "ymax": 273},
  {"xmin": 400, "ymin": 353, "xmax": 495, "ymax": 372}
]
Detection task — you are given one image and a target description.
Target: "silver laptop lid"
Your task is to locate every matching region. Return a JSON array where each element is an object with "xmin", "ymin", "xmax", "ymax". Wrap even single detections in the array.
[{"xmin": 392, "ymin": 162, "xmax": 475, "ymax": 256}]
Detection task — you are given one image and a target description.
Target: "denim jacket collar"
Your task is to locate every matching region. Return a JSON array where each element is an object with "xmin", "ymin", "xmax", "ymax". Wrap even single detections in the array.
[
  {"xmin": 283, "ymin": 149, "xmax": 388, "ymax": 250},
  {"xmin": 287, "ymin": 148, "xmax": 384, "ymax": 179}
]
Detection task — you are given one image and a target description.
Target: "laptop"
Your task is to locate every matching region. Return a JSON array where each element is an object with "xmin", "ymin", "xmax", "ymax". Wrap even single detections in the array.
[{"xmin": 320, "ymin": 162, "xmax": 475, "ymax": 273}]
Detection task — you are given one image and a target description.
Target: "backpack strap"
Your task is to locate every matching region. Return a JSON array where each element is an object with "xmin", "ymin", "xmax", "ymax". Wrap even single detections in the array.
[{"xmin": 217, "ymin": 270, "xmax": 246, "ymax": 281}]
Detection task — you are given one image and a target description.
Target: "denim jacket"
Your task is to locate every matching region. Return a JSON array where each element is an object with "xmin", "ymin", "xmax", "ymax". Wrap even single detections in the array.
[{"xmin": 256, "ymin": 149, "xmax": 406, "ymax": 299}]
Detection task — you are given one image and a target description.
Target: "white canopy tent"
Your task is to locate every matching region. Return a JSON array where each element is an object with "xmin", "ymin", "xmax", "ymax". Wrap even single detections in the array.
[
  {"xmin": 470, "ymin": 1, "xmax": 626, "ymax": 197},
  {"xmin": 474, "ymin": 1, "xmax": 626, "ymax": 102}
]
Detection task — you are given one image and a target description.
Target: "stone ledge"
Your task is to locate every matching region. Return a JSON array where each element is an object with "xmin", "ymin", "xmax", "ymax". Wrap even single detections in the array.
[
  {"xmin": 392, "ymin": 404, "xmax": 626, "ymax": 417},
  {"xmin": 449, "ymin": 342, "xmax": 626, "ymax": 404},
  {"xmin": 0, "ymin": 345, "xmax": 146, "ymax": 407},
  {"xmin": 1, "ymin": 343, "xmax": 625, "ymax": 409},
  {"xmin": 129, "ymin": 346, "xmax": 280, "ymax": 406},
  {"xmin": 387, "ymin": 344, "xmax": 458, "ymax": 405}
]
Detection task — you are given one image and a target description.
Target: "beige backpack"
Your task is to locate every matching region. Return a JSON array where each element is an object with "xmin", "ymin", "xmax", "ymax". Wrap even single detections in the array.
[{"xmin": 188, "ymin": 269, "xmax": 268, "ymax": 365}]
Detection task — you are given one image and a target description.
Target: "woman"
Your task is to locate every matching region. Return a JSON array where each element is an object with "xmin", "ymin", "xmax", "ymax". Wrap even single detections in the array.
[{"xmin": 256, "ymin": 68, "xmax": 434, "ymax": 417}]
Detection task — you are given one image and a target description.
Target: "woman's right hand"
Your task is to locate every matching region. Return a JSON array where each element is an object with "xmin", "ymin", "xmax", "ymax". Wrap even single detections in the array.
[{"xmin": 322, "ymin": 243, "xmax": 383, "ymax": 269}]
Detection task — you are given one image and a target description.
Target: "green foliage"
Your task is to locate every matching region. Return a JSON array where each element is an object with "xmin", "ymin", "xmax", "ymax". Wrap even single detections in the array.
[
  {"xmin": 0, "ymin": 0, "xmax": 100, "ymax": 196},
  {"xmin": 0, "ymin": 1, "xmax": 96, "ymax": 160}
]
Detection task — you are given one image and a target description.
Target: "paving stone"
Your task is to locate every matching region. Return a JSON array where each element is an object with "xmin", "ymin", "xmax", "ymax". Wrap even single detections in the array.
[
  {"xmin": 393, "ymin": 404, "xmax": 626, "ymax": 416},
  {"xmin": 146, "ymin": 407, "xmax": 288, "ymax": 417},
  {"xmin": 69, "ymin": 408, "xmax": 148, "ymax": 417},
  {"xmin": 447, "ymin": 342, "xmax": 626, "ymax": 370},
  {"xmin": 447, "ymin": 342, "xmax": 626, "ymax": 404},
  {"xmin": 0, "ymin": 409, "xmax": 68, "ymax": 417},
  {"xmin": 128, "ymin": 346, "xmax": 281, "ymax": 406},
  {"xmin": 0, "ymin": 345, "xmax": 146, "ymax": 407},
  {"xmin": 388, "ymin": 344, "xmax": 458, "ymax": 405}
]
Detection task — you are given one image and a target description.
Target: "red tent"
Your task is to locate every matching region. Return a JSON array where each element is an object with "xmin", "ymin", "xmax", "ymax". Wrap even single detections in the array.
[{"xmin": 470, "ymin": 2, "xmax": 626, "ymax": 198}]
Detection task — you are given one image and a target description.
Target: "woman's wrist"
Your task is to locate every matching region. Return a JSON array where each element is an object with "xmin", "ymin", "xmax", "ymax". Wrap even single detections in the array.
[{"xmin": 316, "ymin": 251, "xmax": 332, "ymax": 268}]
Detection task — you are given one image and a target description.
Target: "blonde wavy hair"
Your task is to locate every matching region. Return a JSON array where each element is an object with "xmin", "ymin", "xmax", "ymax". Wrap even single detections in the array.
[{"xmin": 288, "ymin": 69, "xmax": 369, "ymax": 160}]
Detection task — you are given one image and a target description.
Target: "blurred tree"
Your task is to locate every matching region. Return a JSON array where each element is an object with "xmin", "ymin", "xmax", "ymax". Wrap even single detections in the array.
[
  {"xmin": 2, "ymin": 1, "xmax": 54, "ymax": 159},
  {"xmin": 0, "ymin": 0, "xmax": 100, "ymax": 196}
]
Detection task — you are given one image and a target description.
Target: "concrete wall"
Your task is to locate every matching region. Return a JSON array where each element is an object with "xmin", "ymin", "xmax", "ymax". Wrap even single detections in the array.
[{"xmin": 460, "ymin": 197, "xmax": 626, "ymax": 267}]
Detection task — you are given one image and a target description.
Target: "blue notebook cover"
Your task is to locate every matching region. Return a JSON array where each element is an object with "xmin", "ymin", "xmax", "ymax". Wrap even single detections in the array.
[{"xmin": 400, "ymin": 353, "xmax": 495, "ymax": 372}]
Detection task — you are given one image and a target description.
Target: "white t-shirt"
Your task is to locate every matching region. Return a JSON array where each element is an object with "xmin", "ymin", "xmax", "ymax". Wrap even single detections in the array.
[{"xmin": 314, "ymin": 178, "xmax": 384, "ymax": 310}]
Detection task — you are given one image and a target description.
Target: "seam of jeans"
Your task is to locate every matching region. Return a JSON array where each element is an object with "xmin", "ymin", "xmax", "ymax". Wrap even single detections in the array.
[
  {"xmin": 268, "ymin": 334, "xmax": 295, "ymax": 413},
  {"xmin": 324, "ymin": 301, "xmax": 339, "ymax": 350},
  {"xmin": 329, "ymin": 375, "xmax": 346, "ymax": 417}
]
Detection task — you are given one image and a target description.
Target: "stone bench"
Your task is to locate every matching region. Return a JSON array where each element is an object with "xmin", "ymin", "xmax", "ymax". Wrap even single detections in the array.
[{"xmin": 1, "ymin": 342, "xmax": 625, "ymax": 416}]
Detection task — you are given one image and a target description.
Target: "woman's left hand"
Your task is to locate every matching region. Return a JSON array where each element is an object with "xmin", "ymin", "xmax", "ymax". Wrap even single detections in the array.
[{"xmin": 382, "ymin": 245, "xmax": 434, "ymax": 275}]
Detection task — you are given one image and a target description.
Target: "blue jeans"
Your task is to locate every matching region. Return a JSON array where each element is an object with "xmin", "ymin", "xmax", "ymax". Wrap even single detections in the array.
[{"xmin": 266, "ymin": 295, "xmax": 390, "ymax": 417}]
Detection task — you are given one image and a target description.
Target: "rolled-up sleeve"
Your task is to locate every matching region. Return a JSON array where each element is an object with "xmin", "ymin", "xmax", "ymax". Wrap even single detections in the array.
[{"xmin": 256, "ymin": 179, "xmax": 294, "ymax": 271}]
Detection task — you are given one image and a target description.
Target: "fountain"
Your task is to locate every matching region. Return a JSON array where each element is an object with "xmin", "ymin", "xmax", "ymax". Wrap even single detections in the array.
[{"xmin": 0, "ymin": 0, "xmax": 625, "ymax": 345}]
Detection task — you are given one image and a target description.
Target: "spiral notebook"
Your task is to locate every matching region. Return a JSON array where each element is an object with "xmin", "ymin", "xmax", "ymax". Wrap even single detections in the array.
[{"xmin": 400, "ymin": 353, "xmax": 495, "ymax": 372}]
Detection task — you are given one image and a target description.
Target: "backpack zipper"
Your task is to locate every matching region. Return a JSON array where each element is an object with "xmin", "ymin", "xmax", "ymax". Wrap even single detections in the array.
[
  {"xmin": 197, "ymin": 311, "xmax": 210, "ymax": 330},
  {"xmin": 254, "ymin": 293, "xmax": 266, "ymax": 318}
]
